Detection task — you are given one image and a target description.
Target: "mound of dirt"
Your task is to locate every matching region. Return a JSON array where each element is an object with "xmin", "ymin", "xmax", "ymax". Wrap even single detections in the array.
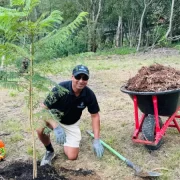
[
  {"xmin": 0, "ymin": 161, "xmax": 66, "ymax": 180},
  {"xmin": 126, "ymin": 64, "xmax": 180, "ymax": 92},
  {"xmin": 0, "ymin": 161, "xmax": 101, "ymax": 180}
]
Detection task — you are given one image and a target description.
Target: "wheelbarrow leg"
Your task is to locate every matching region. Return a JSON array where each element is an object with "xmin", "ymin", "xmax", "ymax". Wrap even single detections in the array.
[
  {"xmin": 132, "ymin": 95, "xmax": 146, "ymax": 138},
  {"xmin": 172, "ymin": 118, "xmax": 180, "ymax": 132},
  {"xmin": 159, "ymin": 107, "xmax": 180, "ymax": 135},
  {"xmin": 132, "ymin": 95, "xmax": 163, "ymax": 149},
  {"xmin": 152, "ymin": 96, "xmax": 161, "ymax": 133},
  {"xmin": 152, "ymin": 95, "xmax": 163, "ymax": 144}
]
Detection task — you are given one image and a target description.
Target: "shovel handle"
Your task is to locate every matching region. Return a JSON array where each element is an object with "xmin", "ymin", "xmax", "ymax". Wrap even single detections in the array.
[
  {"xmin": 86, "ymin": 130, "xmax": 162, "ymax": 178},
  {"xmin": 86, "ymin": 130, "xmax": 126, "ymax": 162}
]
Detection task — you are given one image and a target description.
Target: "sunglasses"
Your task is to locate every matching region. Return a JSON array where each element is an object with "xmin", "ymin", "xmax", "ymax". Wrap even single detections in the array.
[{"xmin": 74, "ymin": 74, "xmax": 89, "ymax": 81}]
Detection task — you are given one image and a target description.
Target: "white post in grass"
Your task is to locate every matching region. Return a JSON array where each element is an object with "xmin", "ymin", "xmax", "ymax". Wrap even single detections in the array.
[{"xmin": 0, "ymin": 55, "xmax": 5, "ymax": 69}]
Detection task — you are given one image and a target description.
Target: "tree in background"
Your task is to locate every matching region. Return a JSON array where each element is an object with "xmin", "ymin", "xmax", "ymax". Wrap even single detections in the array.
[
  {"xmin": 1, "ymin": 0, "xmax": 180, "ymax": 66},
  {"xmin": 136, "ymin": 0, "xmax": 154, "ymax": 51},
  {"xmin": 165, "ymin": 0, "xmax": 175, "ymax": 40}
]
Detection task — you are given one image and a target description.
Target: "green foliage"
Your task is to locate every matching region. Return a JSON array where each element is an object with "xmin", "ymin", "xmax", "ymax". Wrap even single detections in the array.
[
  {"xmin": 10, "ymin": 0, "xmax": 25, "ymax": 6},
  {"xmin": 27, "ymin": 146, "xmax": 33, "ymax": 156},
  {"xmin": 158, "ymin": 36, "xmax": 171, "ymax": 47},
  {"xmin": 0, "ymin": 3, "xmax": 88, "ymax": 176},
  {"xmin": 32, "ymin": 73, "xmax": 56, "ymax": 91},
  {"xmin": 43, "ymin": 27, "xmax": 88, "ymax": 58},
  {"xmin": 31, "ymin": 9, "xmax": 63, "ymax": 35},
  {"xmin": 1, "ymin": 119, "xmax": 23, "ymax": 132},
  {"xmin": 0, "ymin": 0, "xmax": 88, "ymax": 92},
  {"xmin": 9, "ymin": 90, "xmax": 18, "ymax": 97},
  {"xmin": 35, "ymin": 12, "xmax": 88, "ymax": 61},
  {"xmin": 96, "ymin": 47, "xmax": 136, "ymax": 55},
  {"xmin": 10, "ymin": 133, "xmax": 24, "ymax": 142},
  {"xmin": 174, "ymin": 44, "xmax": 180, "ymax": 50},
  {"xmin": 149, "ymin": 25, "xmax": 167, "ymax": 46}
]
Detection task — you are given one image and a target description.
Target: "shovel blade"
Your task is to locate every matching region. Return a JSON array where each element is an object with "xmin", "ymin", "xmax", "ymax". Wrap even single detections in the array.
[{"xmin": 135, "ymin": 169, "xmax": 162, "ymax": 177}]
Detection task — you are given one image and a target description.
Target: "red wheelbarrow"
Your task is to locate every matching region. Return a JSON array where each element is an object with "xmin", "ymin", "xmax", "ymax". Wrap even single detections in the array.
[{"xmin": 121, "ymin": 86, "xmax": 180, "ymax": 150}]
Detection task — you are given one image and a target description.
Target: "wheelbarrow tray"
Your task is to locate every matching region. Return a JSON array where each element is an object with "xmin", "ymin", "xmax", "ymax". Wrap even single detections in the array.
[{"xmin": 121, "ymin": 86, "xmax": 180, "ymax": 116}]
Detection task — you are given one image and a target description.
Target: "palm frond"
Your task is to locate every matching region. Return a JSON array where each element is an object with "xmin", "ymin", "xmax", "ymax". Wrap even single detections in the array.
[
  {"xmin": 10, "ymin": 0, "xmax": 25, "ymax": 7},
  {"xmin": 38, "ymin": 12, "xmax": 88, "ymax": 46},
  {"xmin": 0, "ymin": 80, "xmax": 20, "ymax": 90},
  {"xmin": 0, "ymin": 6, "xmax": 18, "ymax": 13},
  {"xmin": 0, "ymin": 8, "xmax": 26, "ymax": 17},
  {"xmin": 36, "ymin": 10, "xmax": 63, "ymax": 32},
  {"xmin": 3, "ymin": 43, "xmax": 30, "ymax": 60},
  {"xmin": 23, "ymin": 0, "xmax": 40, "ymax": 13},
  {"xmin": 0, "ymin": 13, "xmax": 26, "ymax": 35},
  {"xmin": 0, "ymin": 69, "xmax": 21, "ymax": 80},
  {"xmin": 0, "ymin": 6, "xmax": 27, "ymax": 42},
  {"xmin": 32, "ymin": 73, "xmax": 57, "ymax": 92}
]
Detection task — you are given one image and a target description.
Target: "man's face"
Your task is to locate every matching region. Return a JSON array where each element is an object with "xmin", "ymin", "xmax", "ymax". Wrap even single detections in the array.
[{"xmin": 72, "ymin": 73, "xmax": 89, "ymax": 90}]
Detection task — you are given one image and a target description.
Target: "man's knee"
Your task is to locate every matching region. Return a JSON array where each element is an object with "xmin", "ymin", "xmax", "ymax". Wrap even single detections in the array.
[
  {"xmin": 66, "ymin": 153, "xmax": 78, "ymax": 160},
  {"xmin": 64, "ymin": 146, "xmax": 79, "ymax": 160}
]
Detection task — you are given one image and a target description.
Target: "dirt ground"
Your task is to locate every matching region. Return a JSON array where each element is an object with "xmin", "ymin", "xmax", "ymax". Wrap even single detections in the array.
[{"xmin": 1, "ymin": 48, "xmax": 180, "ymax": 180}]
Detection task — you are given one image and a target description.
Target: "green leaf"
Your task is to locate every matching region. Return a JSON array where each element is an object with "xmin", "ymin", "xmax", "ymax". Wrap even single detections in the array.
[
  {"xmin": 23, "ymin": 0, "xmax": 40, "ymax": 13},
  {"xmin": 10, "ymin": 0, "xmax": 25, "ymax": 7},
  {"xmin": 38, "ymin": 12, "xmax": 88, "ymax": 46},
  {"xmin": 0, "ymin": 80, "xmax": 20, "ymax": 90},
  {"xmin": 36, "ymin": 10, "xmax": 63, "ymax": 32},
  {"xmin": 32, "ymin": 73, "xmax": 57, "ymax": 92},
  {"xmin": 0, "ymin": 43, "xmax": 30, "ymax": 60}
]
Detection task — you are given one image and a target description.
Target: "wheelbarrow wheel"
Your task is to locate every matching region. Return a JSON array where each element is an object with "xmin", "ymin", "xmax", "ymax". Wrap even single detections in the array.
[{"xmin": 142, "ymin": 114, "xmax": 163, "ymax": 150}]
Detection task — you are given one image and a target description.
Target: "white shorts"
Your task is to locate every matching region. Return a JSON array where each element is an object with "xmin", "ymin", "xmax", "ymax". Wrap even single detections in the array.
[{"xmin": 60, "ymin": 120, "xmax": 81, "ymax": 148}]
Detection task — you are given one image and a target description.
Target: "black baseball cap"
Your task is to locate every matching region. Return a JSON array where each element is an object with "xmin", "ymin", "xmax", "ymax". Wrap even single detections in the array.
[{"xmin": 72, "ymin": 65, "xmax": 89, "ymax": 77}]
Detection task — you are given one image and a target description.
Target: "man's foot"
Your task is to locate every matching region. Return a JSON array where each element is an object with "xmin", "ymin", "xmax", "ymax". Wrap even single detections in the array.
[{"xmin": 40, "ymin": 151, "xmax": 55, "ymax": 166}]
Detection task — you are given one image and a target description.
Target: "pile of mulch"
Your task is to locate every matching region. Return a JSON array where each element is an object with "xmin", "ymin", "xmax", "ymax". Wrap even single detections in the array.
[
  {"xmin": 126, "ymin": 64, "xmax": 180, "ymax": 92},
  {"xmin": 0, "ymin": 161, "xmax": 66, "ymax": 180},
  {"xmin": 0, "ymin": 161, "xmax": 100, "ymax": 180}
]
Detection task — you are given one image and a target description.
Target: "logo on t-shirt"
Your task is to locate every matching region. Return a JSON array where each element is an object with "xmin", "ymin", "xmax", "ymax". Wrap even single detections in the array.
[{"xmin": 77, "ymin": 102, "xmax": 85, "ymax": 108}]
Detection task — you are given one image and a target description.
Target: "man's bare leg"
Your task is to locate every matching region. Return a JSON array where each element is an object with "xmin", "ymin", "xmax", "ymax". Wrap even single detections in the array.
[
  {"xmin": 64, "ymin": 146, "xmax": 79, "ymax": 160},
  {"xmin": 37, "ymin": 121, "xmax": 79, "ymax": 160},
  {"xmin": 36, "ymin": 128, "xmax": 51, "ymax": 146}
]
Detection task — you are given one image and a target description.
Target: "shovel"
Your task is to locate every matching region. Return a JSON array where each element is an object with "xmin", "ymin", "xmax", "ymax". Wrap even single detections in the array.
[{"xmin": 86, "ymin": 130, "xmax": 162, "ymax": 178}]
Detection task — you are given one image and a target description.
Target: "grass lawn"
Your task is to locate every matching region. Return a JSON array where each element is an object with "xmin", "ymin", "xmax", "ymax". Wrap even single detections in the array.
[{"xmin": 1, "ymin": 48, "xmax": 180, "ymax": 180}]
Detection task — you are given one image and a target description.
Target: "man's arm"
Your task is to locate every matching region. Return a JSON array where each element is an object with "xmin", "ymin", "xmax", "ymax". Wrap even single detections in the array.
[
  {"xmin": 39, "ymin": 103, "xmax": 66, "ymax": 144},
  {"xmin": 91, "ymin": 113, "xmax": 100, "ymax": 139},
  {"xmin": 91, "ymin": 112, "xmax": 104, "ymax": 158},
  {"xmin": 40, "ymin": 103, "xmax": 59, "ymax": 129}
]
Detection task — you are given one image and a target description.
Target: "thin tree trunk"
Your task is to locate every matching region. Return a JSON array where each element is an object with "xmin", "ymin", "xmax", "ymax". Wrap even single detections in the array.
[
  {"xmin": 146, "ymin": 30, "xmax": 149, "ymax": 47},
  {"xmin": 115, "ymin": 16, "xmax": 122, "ymax": 47},
  {"xmin": 165, "ymin": 0, "xmax": 175, "ymax": 39},
  {"xmin": 30, "ymin": 42, "xmax": 37, "ymax": 179},
  {"xmin": 137, "ymin": 0, "xmax": 153, "ymax": 51},
  {"xmin": 136, "ymin": 1, "xmax": 147, "ymax": 51},
  {"xmin": 88, "ymin": 0, "xmax": 102, "ymax": 52},
  {"xmin": 1, "ymin": 55, "xmax": 5, "ymax": 69}
]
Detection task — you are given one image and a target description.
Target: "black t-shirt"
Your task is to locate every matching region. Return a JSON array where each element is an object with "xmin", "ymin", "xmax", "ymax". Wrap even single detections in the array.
[{"xmin": 44, "ymin": 81, "xmax": 100, "ymax": 125}]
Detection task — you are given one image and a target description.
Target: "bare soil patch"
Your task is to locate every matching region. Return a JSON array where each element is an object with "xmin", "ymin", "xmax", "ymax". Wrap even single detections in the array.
[
  {"xmin": 0, "ymin": 160, "xmax": 100, "ymax": 180},
  {"xmin": 0, "ymin": 161, "xmax": 66, "ymax": 180}
]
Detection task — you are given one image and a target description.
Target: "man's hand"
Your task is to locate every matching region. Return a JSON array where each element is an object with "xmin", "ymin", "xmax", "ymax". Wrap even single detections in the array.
[
  {"xmin": 93, "ymin": 139, "xmax": 104, "ymax": 158},
  {"xmin": 53, "ymin": 125, "xmax": 66, "ymax": 144}
]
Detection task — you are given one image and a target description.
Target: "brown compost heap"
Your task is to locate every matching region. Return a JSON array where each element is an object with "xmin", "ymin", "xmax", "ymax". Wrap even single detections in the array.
[{"xmin": 126, "ymin": 64, "xmax": 180, "ymax": 92}]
